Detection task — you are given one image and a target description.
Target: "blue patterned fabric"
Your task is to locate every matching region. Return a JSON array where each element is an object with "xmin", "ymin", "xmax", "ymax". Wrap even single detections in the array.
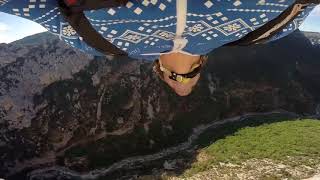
[{"xmin": 0, "ymin": 0, "xmax": 317, "ymax": 61}]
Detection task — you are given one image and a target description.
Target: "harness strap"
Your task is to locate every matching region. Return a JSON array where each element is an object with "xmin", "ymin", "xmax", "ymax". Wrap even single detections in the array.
[
  {"xmin": 58, "ymin": 0, "xmax": 127, "ymax": 56},
  {"xmin": 63, "ymin": 0, "xmax": 128, "ymax": 12},
  {"xmin": 228, "ymin": 0, "xmax": 320, "ymax": 46}
]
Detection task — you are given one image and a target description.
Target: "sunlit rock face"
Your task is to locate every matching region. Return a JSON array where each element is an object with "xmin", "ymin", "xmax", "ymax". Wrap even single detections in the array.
[
  {"xmin": 0, "ymin": 32, "xmax": 93, "ymax": 130},
  {"xmin": 1, "ymin": 30, "xmax": 320, "ymax": 179}
]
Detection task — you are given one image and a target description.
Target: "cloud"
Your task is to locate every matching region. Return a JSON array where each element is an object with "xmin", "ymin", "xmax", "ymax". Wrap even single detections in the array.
[
  {"xmin": 0, "ymin": 22, "xmax": 10, "ymax": 32},
  {"xmin": 0, "ymin": 22, "xmax": 12, "ymax": 43},
  {"xmin": 0, "ymin": 36, "xmax": 12, "ymax": 43},
  {"xmin": 0, "ymin": 14, "xmax": 47, "ymax": 43},
  {"xmin": 299, "ymin": 5, "xmax": 320, "ymax": 33},
  {"xmin": 309, "ymin": 5, "xmax": 320, "ymax": 17}
]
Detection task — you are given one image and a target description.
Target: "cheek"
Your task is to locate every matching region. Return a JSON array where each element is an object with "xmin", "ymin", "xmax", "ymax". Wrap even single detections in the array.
[
  {"xmin": 190, "ymin": 74, "xmax": 201, "ymax": 86},
  {"xmin": 163, "ymin": 74, "xmax": 200, "ymax": 96},
  {"xmin": 164, "ymin": 75, "xmax": 174, "ymax": 87},
  {"xmin": 163, "ymin": 76, "xmax": 178, "ymax": 88},
  {"xmin": 167, "ymin": 79, "xmax": 180, "ymax": 90}
]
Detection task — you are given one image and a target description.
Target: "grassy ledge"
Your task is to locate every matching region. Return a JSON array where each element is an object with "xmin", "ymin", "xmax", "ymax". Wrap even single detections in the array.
[{"xmin": 184, "ymin": 119, "xmax": 320, "ymax": 177}]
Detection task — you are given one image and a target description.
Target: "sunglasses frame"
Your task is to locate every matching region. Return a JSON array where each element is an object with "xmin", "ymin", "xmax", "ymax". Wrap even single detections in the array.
[{"xmin": 153, "ymin": 55, "xmax": 208, "ymax": 83}]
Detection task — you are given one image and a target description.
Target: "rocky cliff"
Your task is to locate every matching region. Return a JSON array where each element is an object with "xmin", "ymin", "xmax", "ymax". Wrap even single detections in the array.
[{"xmin": 0, "ymin": 30, "xmax": 320, "ymax": 179}]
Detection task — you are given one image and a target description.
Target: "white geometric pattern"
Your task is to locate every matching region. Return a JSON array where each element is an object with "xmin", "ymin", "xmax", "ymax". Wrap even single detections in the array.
[
  {"xmin": 62, "ymin": 25, "xmax": 76, "ymax": 36},
  {"xmin": 142, "ymin": 0, "xmax": 149, "ymax": 6},
  {"xmin": 227, "ymin": 8, "xmax": 283, "ymax": 13},
  {"xmin": 233, "ymin": 0, "xmax": 242, "ymax": 7},
  {"xmin": 87, "ymin": 15, "xmax": 176, "ymax": 23},
  {"xmin": 189, "ymin": 24, "xmax": 205, "ymax": 33},
  {"xmin": 101, "ymin": 26, "xmax": 108, "ymax": 31},
  {"xmin": 126, "ymin": 1, "xmax": 133, "ymax": 8},
  {"xmin": 143, "ymin": 37, "xmax": 159, "ymax": 46},
  {"xmin": 44, "ymin": 24, "xmax": 58, "ymax": 34},
  {"xmin": 152, "ymin": 30, "xmax": 175, "ymax": 41},
  {"xmin": 33, "ymin": 7, "xmax": 58, "ymax": 22},
  {"xmin": 134, "ymin": 7, "xmax": 143, "ymax": 15},
  {"xmin": 11, "ymin": 0, "xmax": 38, "ymax": 17},
  {"xmin": 118, "ymin": 30, "xmax": 148, "ymax": 43},
  {"xmin": 111, "ymin": 30, "xmax": 118, "ymax": 35},
  {"xmin": 257, "ymin": 2, "xmax": 289, "ymax": 8},
  {"xmin": 60, "ymin": 23, "xmax": 78, "ymax": 39},
  {"xmin": 159, "ymin": 3, "xmax": 166, "ymax": 11},
  {"xmin": 186, "ymin": 21, "xmax": 213, "ymax": 36},
  {"xmin": 204, "ymin": 1, "xmax": 213, "ymax": 8},
  {"xmin": 150, "ymin": 0, "xmax": 158, "ymax": 5},
  {"xmin": 107, "ymin": 8, "xmax": 116, "ymax": 15},
  {"xmin": 215, "ymin": 18, "xmax": 251, "ymax": 36}
]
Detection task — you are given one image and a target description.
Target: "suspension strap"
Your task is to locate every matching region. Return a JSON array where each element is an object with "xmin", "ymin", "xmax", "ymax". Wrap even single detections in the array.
[
  {"xmin": 228, "ymin": 0, "xmax": 320, "ymax": 46},
  {"xmin": 58, "ymin": 0, "xmax": 128, "ymax": 56},
  {"xmin": 63, "ymin": 0, "xmax": 128, "ymax": 12}
]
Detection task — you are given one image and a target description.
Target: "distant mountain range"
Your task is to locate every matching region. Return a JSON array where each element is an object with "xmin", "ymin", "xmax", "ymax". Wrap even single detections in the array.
[
  {"xmin": 10, "ymin": 31, "xmax": 58, "ymax": 46},
  {"xmin": 0, "ymin": 30, "xmax": 320, "ymax": 179}
]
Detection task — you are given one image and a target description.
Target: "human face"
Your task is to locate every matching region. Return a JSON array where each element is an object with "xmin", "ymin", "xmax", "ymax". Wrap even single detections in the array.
[
  {"xmin": 163, "ymin": 72, "xmax": 200, "ymax": 96},
  {"xmin": 156, "ymin": 52, "xmax": 203, "ymax": 96}
]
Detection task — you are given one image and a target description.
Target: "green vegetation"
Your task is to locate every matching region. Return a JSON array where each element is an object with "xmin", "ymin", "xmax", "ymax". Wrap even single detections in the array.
[
  {"xmin": 185, "ymin": 119, "xmax": 320, "ymax": 176},
  {"xmin": 195, "ymin": 113, "xmax": 296, "ymax": 147}
]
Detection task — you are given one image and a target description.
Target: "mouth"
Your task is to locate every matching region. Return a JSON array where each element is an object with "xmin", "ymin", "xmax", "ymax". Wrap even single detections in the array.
[
  {"xmin": 172, "ymin": 86, "xmax": 192, "ymax": 96},
  {"xmin": 166, "ymin": 75, "xmax": 199, "ymax": 96},
  {"xmin": 175, "ymin": 90, "xmax": 191, "ymax": 96}
]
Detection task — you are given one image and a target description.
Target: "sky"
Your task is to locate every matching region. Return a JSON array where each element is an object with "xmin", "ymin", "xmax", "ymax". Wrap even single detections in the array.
[
  {"xmin": 0, "ymin": 12, "xmax": 47, "ymax": 43},
  {"xmin": 0, "ymin": 5, "xmax": 319, "ymax": 43}
]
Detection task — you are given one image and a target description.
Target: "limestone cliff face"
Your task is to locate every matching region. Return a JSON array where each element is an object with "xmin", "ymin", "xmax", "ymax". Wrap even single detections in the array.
[
  {"xmin": 0, "ymin": 33, "xmax": 93, "ymax": 130},
  {"xmin": 1, "ymin": 31, "xmax": 320, "ymax": 179}
]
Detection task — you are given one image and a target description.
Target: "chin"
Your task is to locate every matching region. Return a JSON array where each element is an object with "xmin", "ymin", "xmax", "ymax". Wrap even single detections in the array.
[{"xmin": 174, "ymin": 90, "xmax": 192, "ymax": 96}]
